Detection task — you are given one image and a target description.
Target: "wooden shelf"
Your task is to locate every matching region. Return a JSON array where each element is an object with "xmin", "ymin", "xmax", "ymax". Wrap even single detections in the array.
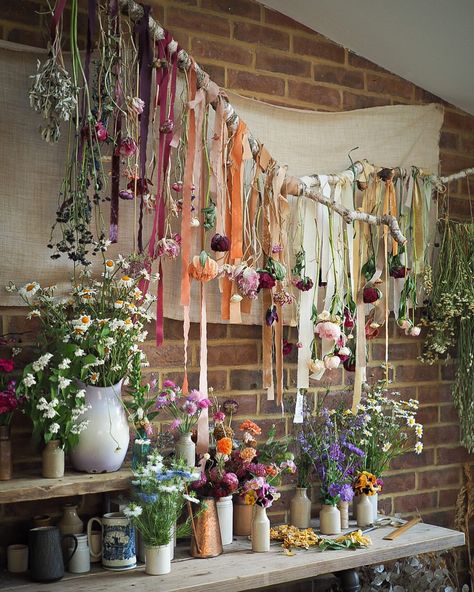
[{"xmin": 0, "ymin": 468, "xmax": 132, "ymax": 504}]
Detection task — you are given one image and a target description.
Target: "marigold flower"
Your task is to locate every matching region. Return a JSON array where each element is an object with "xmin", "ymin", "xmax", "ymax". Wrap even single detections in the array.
[
  {"xmin": 216, "ymin": 437, "xmax": 233, "ymax": 455},
  {"xmin": 239, "ymin": 420, "xmax": 262, "ymax": 435}
]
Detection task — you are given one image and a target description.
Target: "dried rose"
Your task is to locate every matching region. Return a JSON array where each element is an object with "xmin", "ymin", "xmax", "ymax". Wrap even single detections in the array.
[
  {"xmin": 363, "ymin": 287, "xmax": 382, "ymax": 304},
  {"xmin": 210, "ymin": 233, "xmax": 230, "ymax": 252}
]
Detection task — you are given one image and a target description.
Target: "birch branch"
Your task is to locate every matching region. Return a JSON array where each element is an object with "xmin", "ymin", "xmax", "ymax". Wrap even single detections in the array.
[{"xmin": 117, "ymin": 0, "xmax": 410, "ymax": 244}]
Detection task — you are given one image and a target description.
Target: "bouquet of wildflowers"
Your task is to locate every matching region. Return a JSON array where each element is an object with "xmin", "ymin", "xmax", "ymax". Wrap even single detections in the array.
[
  {"xmin": 192, "ymin": 437, "xmax": 239, "ymax": 499},
  {"xmin": 155, "ymin": 381, "xmax": 212, "ymax": 435},
  {"xmin": 124, "ymin": 450, "xmax": 201, "ymax": 547},
  {"xmin": 353, "ymin": 381, "xmax": 423, "ymax": 479},
  {"xmin": 8, "ymin": 254, "xmax": 156, "ymax": 388},
  {"xmin": 0, "ymin": 357, "xmax": 21, "ymax": 426},
  {"xmin": 298, "ymin": 405, "xmax": 365, "ymax": 506}
]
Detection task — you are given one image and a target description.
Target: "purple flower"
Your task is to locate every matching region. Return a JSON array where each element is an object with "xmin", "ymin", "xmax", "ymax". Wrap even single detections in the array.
[
  {"xmin": 265, "ymin": 305, "xmax": 278, "ymax": 326},
  {"xmin": 339, "ymin": 483, "xmax": 354, "ymax": 502},
  {"xmin": 210, "ymin": 233, "xmax": 230, "ymax": 252}
]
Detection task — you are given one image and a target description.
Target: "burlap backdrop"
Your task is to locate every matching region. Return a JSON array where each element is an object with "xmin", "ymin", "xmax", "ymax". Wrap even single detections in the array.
[{"xmin": 0, "ymin": 43, "xmax": 443, "ymax": 325}]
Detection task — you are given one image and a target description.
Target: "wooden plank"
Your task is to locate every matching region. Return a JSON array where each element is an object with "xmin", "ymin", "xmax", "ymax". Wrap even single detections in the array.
[
  {"xmin": 0, "ymin": 469, "xmax": 132, "ymax": 504},
  {"xmin": 1, "ymin": 523, "xmax": 464, "ymax": 592}
]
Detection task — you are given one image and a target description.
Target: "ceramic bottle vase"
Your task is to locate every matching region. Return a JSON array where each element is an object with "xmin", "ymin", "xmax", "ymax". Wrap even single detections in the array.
[
  {"xmin": 145, "ymin": 544, "xmax": 171, "ymax": 575},
  {"xmin": 175, "ymin": 432, "xmax": 196, "ymax": 467},
  {"xmin": 290, "ymin": 488, "xmax": 311, "ymax": 528},
  {"xmin": 233, "ymin": 495, "xmax": 253, "ymax": 536},
  {"xmin": 0, "ymin": 425, "xmax": 12, "ymax": 480},
  {"xmin": 70, "ymin": 379, "xmax": 129, "ymax": 473},
  {"xmin": 319, "ymin": 504, "xmax": 341, "ymax": 535},
  {"xmin": 216, "ymin": 495, "xmax": 233, "ymax": 545},
  {"xmin": 356, "ymin": 494, "xmax": 373, "ymax": 528},
  {"xmin": 191, "ymin": 497, "xmax": 223, "ymax": 558},
  {"xmin": 42, "ymin": 440, "xmax": 65, "ymax": 478},
  {"xmin": 251, "ymin": 505, "xmax": 270, "ymax": 553}
]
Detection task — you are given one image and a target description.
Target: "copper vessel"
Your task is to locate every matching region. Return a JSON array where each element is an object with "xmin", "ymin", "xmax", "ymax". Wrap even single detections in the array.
[{"xmin": 190, "ymin": 497, "xmax": 223, "ymax": 558}]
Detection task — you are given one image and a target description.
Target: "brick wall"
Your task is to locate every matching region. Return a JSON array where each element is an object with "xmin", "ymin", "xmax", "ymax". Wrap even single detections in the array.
[{"xmin": 1, "ymin": 0, "xmax": 474, "ymax": 549}]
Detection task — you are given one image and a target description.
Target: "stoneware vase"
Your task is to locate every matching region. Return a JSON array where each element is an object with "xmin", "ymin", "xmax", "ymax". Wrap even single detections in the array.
[
  {"xmin": 0, "ymin": 425, "xmax": 12, "ymax": 480},
  {"xmin": 145, "ymin": 544, "xmax": 171, "ymax": 575},
  {"xmin": 216, "ymin": 495, "xmax": 233, "ymax": 545},
  {"xmin": 175, "ymin": 432, "xmax": 195, "ymax": 467},
  {"xmin": 42, "ymin": 440, "xmax": 65, "ymax": 479},
  {"xmin": 233, "ymin": 495, "xmax": 253, "ymax": 536},
  {"xmin": 357, "ymin": 494, "xmax": 373, "ymax": 527},
  {"xmin": 87, "ymin": 512, "xmax": 136, "ymax": 570},
  {"xmin": 70, "ymin": 379, "xmax": 129, "ymax": 473},
  {"xmin": 29, "ymin": 526, "xmax": 77, "ymax": 583},
  {"xmin": 338, "ymin": 500, "xmax": 349, "ymax": 530},
  {"xmin": 251, "ymin": 505, "xmax": 270, "ymax": 553},
  {"xmin": 190, "ymin": 497, "xmax": 223, "ymax": 558},
  {"xmin": 319, "ymin": 504, "xmax": 341, "ymax": 535},
  {"xmin": 290, "ymin": 488, "xmax": 312, "ymax": 528},
  {"xmin": 66, "ymin": 533, "xmax": 90, "ymax": 574}
]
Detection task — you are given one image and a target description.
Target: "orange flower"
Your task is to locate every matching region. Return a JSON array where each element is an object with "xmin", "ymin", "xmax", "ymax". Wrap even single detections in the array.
[
  {"xmin": 216, "ymin": 437, "xmax": 233, "ymax": 456},
  {"xmin": 239, "ymin": 447, "xmax": 257, "ymax": 462},
  {"xmin": 188, "ymin": 251, "xmax": 219, "ymax": 282},
  {"xmin": 239, "ymin": 420, "xmax": 262, "ymax": 436}
]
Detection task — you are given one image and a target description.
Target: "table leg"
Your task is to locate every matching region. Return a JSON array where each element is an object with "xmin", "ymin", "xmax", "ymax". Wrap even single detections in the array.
[{"xmin": 336, "ymin": 569, "xmax": 361, "ymax": 592}]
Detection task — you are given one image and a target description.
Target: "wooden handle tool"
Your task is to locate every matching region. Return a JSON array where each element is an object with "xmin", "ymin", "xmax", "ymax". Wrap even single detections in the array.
[{"xmin": 383, "ymin": 517, "xmax": 421, "ymax": 540}]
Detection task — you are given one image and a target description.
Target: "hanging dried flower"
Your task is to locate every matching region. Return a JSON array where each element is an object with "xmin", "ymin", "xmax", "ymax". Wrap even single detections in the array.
[
  {"xmin": 210, "ymin": 233, "xmax": 230, "ymax": 252},
  {"xmin": 188, "ymin": 251, "xmax": 219, "ymax": 282}
]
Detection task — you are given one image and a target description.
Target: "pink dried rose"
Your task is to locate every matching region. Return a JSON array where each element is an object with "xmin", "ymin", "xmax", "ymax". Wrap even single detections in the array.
[
  {"xmin": 315, "ymin": 321, "xmax": 341, "ymax": 341},
  {"xmin": 363, "ymin": 287, "xmax": 382, "ymax": 304},
  {"xmin": 115, "ymin": 137, "xmax": 138, "ymax": 157},
  {"xmin": 324, "ymin": 355, "xmax": 341, "ymax": 370},
  {"xmin": 95, "ymin": 121, "xmax": 108, "ymax": 142}
]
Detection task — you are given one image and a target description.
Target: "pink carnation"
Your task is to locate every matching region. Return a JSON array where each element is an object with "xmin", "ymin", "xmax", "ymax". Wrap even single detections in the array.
[{"xmin": 315, "ymin": 321, "xmax": 341, "ymax": 341}]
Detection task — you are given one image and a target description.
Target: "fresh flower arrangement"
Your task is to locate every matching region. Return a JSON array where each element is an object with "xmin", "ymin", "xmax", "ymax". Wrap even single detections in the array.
[
  {"xmin": 353, "ymin": 471, "xmax": 382, "ymax": 497},
  {"xmin": 124, "ymin": 450, "xmax": 201, "ymax": 547},
  {"xmin": 155, "ymin": 380, "xmax": 212, "ymax": 435},
  {"xmin": 352, "ymin": 381, "xmax": 423, "ymax": 479},
  {"xmin": 0, "ymin": 356, "xmax": 21, "ymax": 426},
  {"xmin": 8, "ymin": 255, "xmax": 156, "ymax": 388},
  {"xmin": 298, "ymin": 404, "xmax": 365, "ymax": 506}
]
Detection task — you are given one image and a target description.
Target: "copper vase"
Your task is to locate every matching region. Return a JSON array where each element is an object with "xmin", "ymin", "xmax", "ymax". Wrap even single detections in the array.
[
  {"xmin": 0, "ymin": 425, "xmax": 12, "ymax": 480},
  {"xmin": 190, "ymin": 497, "xmax": 223, "ymax": 558}
]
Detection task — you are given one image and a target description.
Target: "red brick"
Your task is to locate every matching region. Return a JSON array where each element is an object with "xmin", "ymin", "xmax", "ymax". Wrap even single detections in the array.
[
  {"xmin": 233, "ymin": 21, "xmax": 289, "ymax": 50},
  {"xmin": 393, "ymin": 491, "xmax": 437, "ymax": 513},
  {"xmin": 395, "ymin": 364, "xmax": 439, "ymax": 383},
  {"xmin": 391, "ymin": 448, "xmax": 435, "ymax": 470},
  {"xmin": 201, "ymin": 0, "xmax": 261, "ymax": 21},
  {"xmin": 293, "ymin": 35, "xmax": 345, "ymax": 64},
  {"xmin": 417, "ymin": 467, "xmax": 461, "ymax": 490},
  {"xmin": 287, "ymin": 81, "xmax": 340, "ymax": 108},
  {"xmin": 207, "ymin": 343, "xmax": 257, "ymax": 366},
  {"xmin": 313, "ymin": 65, "xmax": 364, "ymax": 89},
  {"xmin": 444, "ymin": 110, "xmax": 474, "ymax": 134},
  {"xmin": 437, "ymin": 446, "xmax": 474, "ymax": 466},
  {"xmin": 366, "ymin": 74, "xmax": 414, "ymax": 100},
  {"xmin": 423, "ymin": 424, "xmax": 460, "ymax": 447},
  {"xmin": 439, "ymin": 131, "xmax": 459, "ymax": 150},
  {"xmin": 439, "ymin": 488, "xmax": 461, "ymax": 508},
  {"xmin": 342, "ymin": 91, "xmax": 391, "ymax": 110},
  {"xmin": 347, "ymin": 52, "xmax": 391, "ymax": 74},
  {"xmin": 383, "ymin": 472, "xmax": 416, "ymax": 493},
  {"xmin": 256, "ymin": 50, "xmax": 311, "ymax": 77},
  {"xmin": 228, "ymin": 69, "xmax": 285, "ymax": 96},
  {"xmin": 418, "ymin": 384, "xmax": 452, "ymax": 404},
  {"xmin": 191, "ymin": 38, "xmax": 253, "ymax": 66},
  {"xmin": 230, "ymin": 369, "xmax": 262, "ymax": 390},
  {"xmin": 263, "ymin": 8, "xmax": 314, "ymax": 34},
  {"xmin": 166, "ymin": 7, "xmax": 231, "ymax": 38},
  {"xmin": 372, "ymin": 341, "xmax": 419, "ymax": 361}
]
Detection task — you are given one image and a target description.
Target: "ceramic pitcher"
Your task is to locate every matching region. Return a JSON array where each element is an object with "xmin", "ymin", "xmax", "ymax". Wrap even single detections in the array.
[
  {"xmin": 29, "ymin": 526, "xmax": 77, "ymax": 582},
  {"xmin": 87, "ymin": 512, "xmax": 136, "ymax": 571}
]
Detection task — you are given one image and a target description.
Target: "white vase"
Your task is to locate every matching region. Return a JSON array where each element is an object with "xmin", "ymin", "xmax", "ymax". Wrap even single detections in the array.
[
  {"xmin": 145, "ymin": 545, "xmax": 171, "ymax": 575},
  {"xmin": 356, "ymin": 494, "xmax": 373, "ymax": 528},
  {"xmin": 70, "ymin": 380, "xmax": 129, "ymax": 473},
  {"xmin": 175, "ymin": 432, "xmax": 195, "ymax": 467},
  {"xmin": 319, "ymin": 504, "xmax": 341, "ymax": 535},
  {"xmin": 216, "ymin": 495, "xmax": 233, "ymax": 545},
  {"xmin": 251, "ymin": 505, "xmax": 270, "ymax": 553},
  {"xmin": 338, "ymin": 500, "xmax": 349, "ymax": 530},
  {"xmin": 290, "ymin": 488, "xmax": 311, "ymax": 528}
]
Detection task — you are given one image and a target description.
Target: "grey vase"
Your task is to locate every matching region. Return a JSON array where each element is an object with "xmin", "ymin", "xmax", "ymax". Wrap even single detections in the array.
[{"xmin": 29, "ymin": 526, "xmax": 77, "ymax": 582}]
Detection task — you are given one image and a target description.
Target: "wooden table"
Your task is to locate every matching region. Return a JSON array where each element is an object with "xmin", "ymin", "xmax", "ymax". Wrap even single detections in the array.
[{"xmin": 1, "ymin": 521, "xmax": 464, "ymax": 592}]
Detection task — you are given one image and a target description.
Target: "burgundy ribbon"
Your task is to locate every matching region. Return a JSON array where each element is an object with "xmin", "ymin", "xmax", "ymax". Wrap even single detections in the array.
[{"xmin": 135, "ymin": 5, "xmax": 153, "ymax": 253}]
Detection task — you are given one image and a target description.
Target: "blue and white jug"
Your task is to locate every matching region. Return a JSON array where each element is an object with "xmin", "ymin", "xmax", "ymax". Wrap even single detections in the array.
[{"xmin": 87, "ymin": 512, "xmax": 136, "ymax": 570}]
